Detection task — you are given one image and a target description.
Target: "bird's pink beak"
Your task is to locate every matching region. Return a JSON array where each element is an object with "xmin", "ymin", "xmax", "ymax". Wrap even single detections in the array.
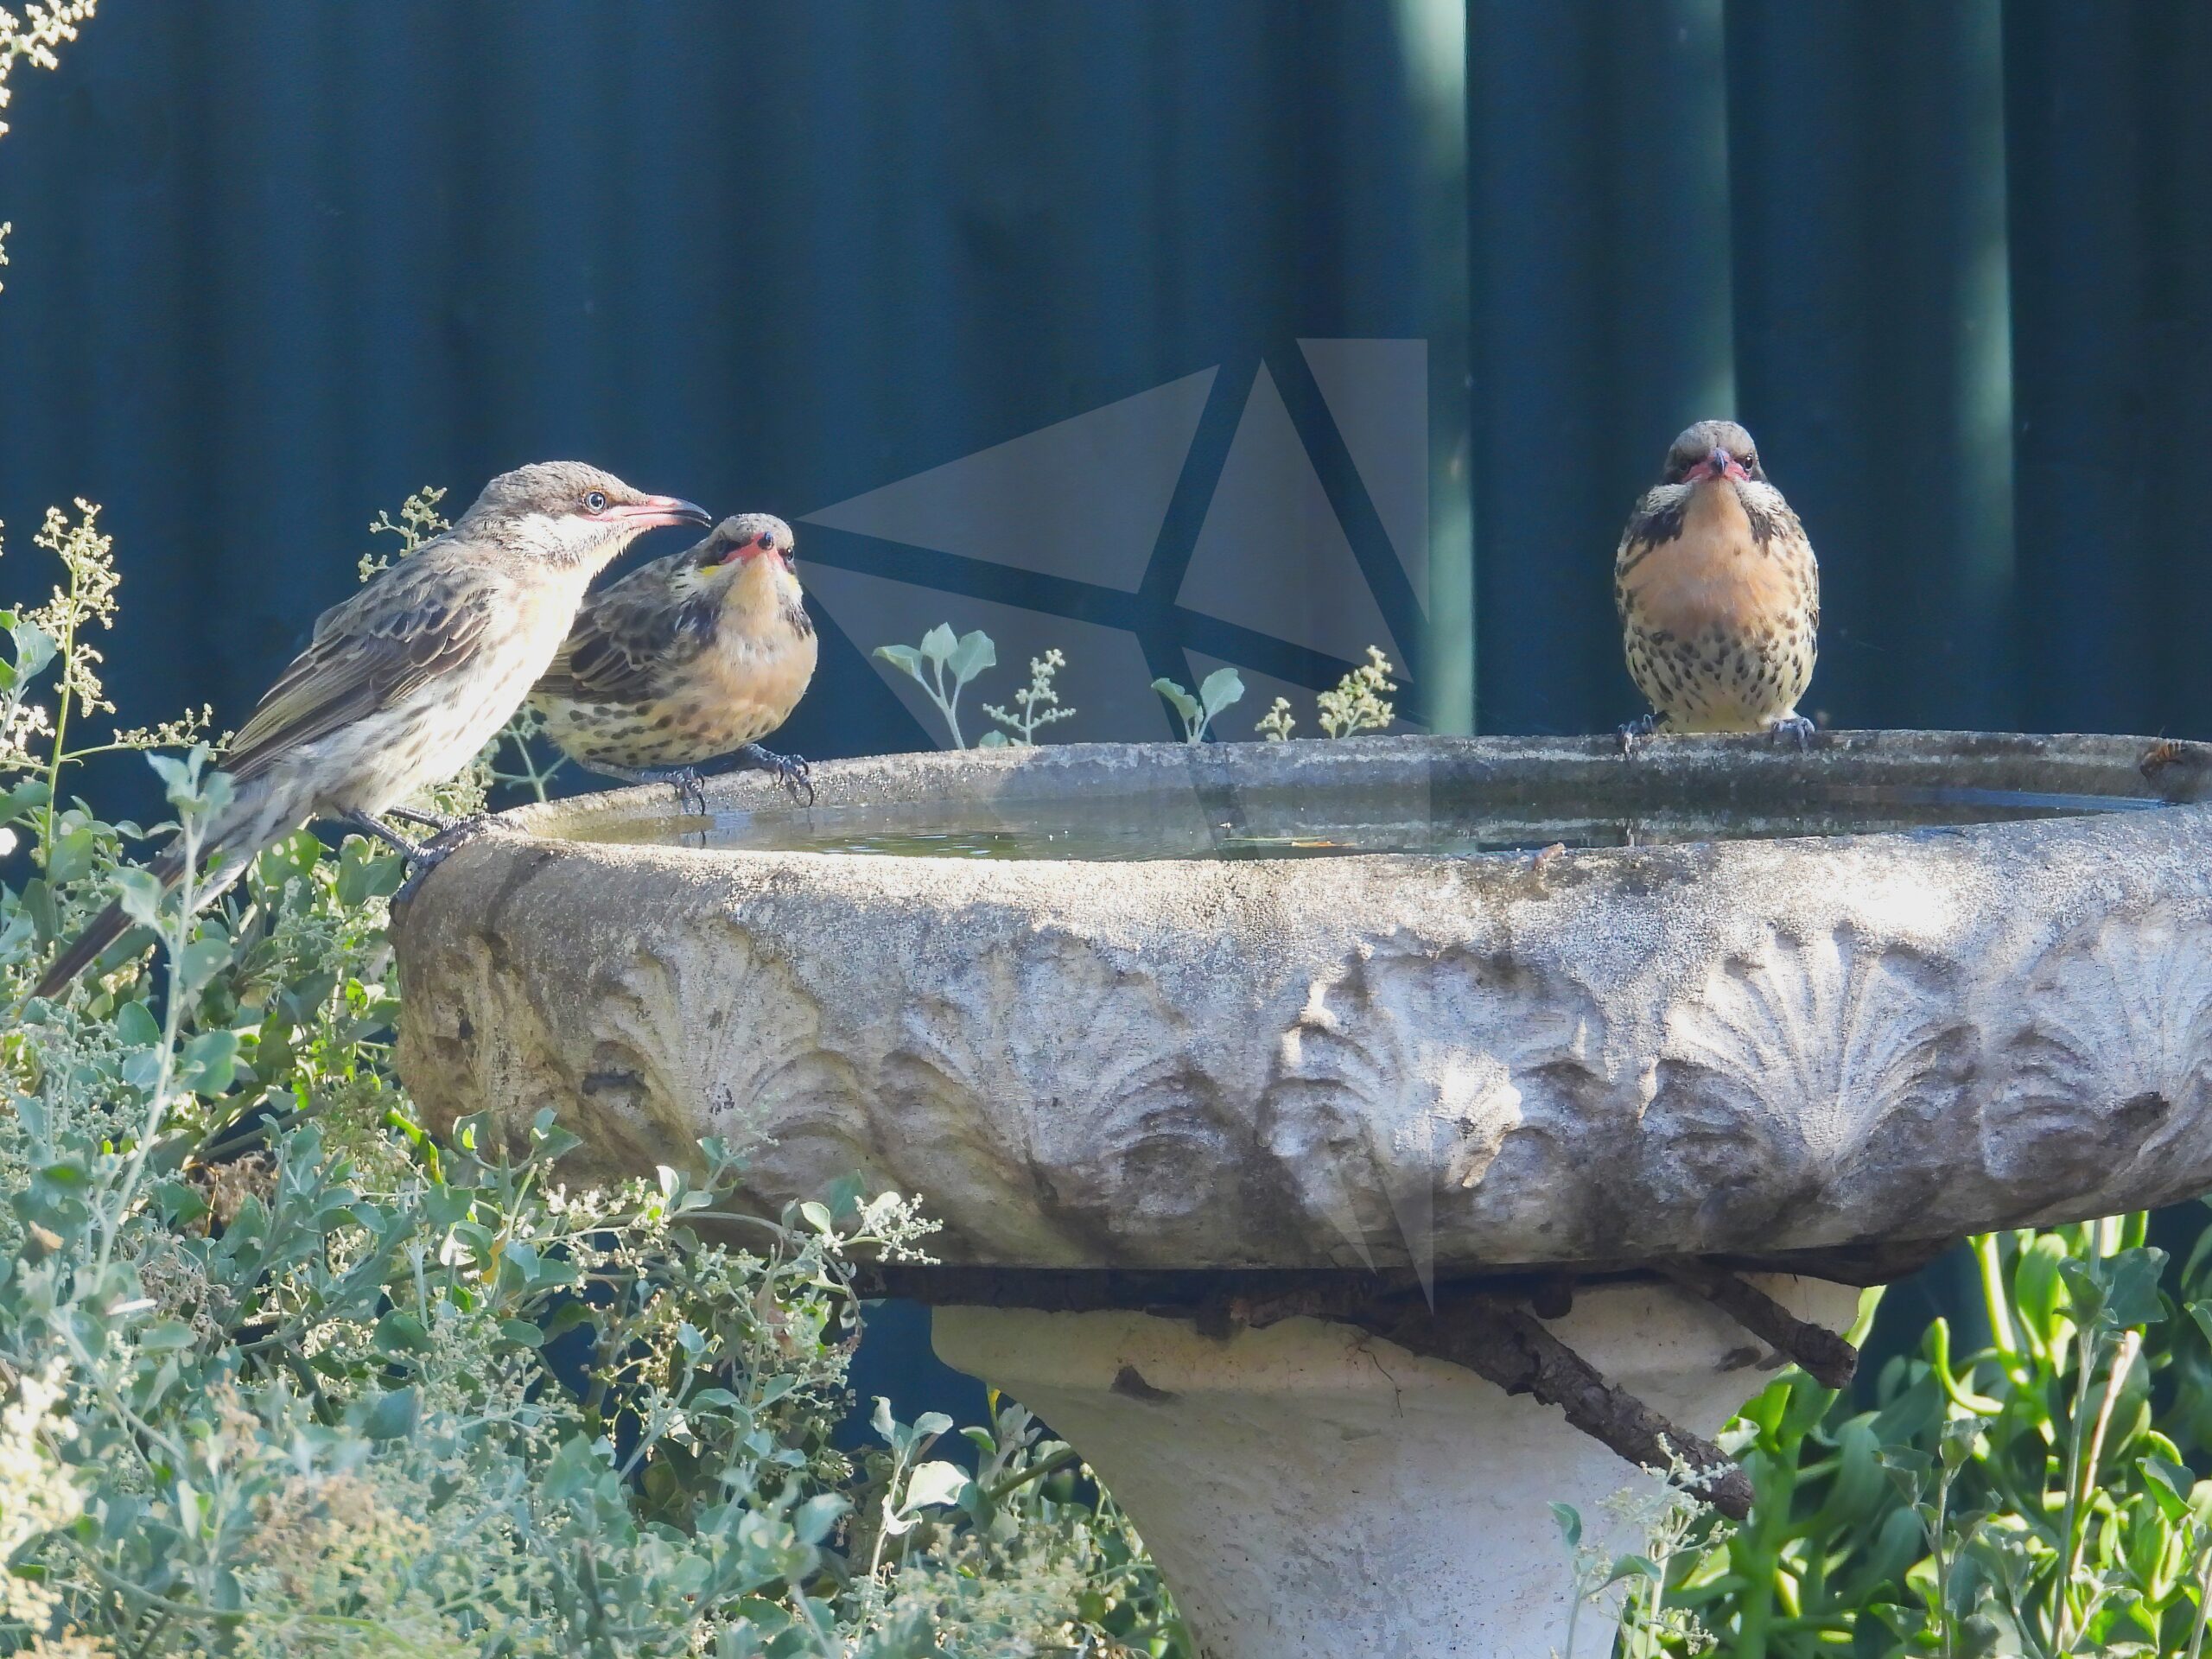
[
  {"xmin": 708, "ymin": 540, "xmax": 791, "ymax": 569},
  {"xmin": 606, "ymin": 494, "xmax": 712, "ymax": 529},
  {"xmin": 1697, "ymin": 448, "xmax": 1751, "ymax": 484}
]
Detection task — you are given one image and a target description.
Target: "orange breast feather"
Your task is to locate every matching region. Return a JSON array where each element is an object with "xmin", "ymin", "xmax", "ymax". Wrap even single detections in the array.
[{"xmin": 1621, "ymin": 484, "xmax": 1799, "ymax": 636}]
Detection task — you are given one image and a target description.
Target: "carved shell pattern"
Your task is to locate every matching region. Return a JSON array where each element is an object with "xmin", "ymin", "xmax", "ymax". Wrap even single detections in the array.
[
  {"xmin": 579, "ymin": 917, "xmax": 867, "ymax": 1183},
  {"xmin": 406, "ymin": 936, "xmax": 580, "ymax": 1155},
  {"xmin": 879, "ymin": 932, "xmax": 1235, "ymax": 1262},
  {"xmin": 1645, "ymin": 925, "xmax": 1974, "ymax": 1248},
  {"xmin": 1988, "ymin": 906, "xmax": 2212, "ymax": 1209},
  {"xmin": 1261, "ymin": 943, "xmax": 1609, "ymax": 1272}
]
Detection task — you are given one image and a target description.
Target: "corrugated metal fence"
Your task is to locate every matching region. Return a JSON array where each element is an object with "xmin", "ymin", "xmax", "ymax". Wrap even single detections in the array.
[{"xmin": 3, "ymin": 2, "xmax": 2206, "ymax": 751}]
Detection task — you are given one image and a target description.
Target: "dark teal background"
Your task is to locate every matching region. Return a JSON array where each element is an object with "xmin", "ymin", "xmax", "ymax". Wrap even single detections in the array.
[
  {"xmin": 0, "ymin": 0, "xmax": 1467, "ymax": 764},
  {"xmin": 2, "ymin": 0, "xmax": 2207, "ymax": 1433},
  {"xmin": 4, "ymin": 2, "xmax": 2209, "ymax": 748}
]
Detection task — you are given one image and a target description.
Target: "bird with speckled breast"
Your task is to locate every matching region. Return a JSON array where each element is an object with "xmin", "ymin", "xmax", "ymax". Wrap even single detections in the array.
[
  {"xmin": 1614, "ymin": 419, "xmax": 1820, "ymax": 752},
  {"xmin": 531, "ymin": 512, "xmax": 818, "ymax": 805}
]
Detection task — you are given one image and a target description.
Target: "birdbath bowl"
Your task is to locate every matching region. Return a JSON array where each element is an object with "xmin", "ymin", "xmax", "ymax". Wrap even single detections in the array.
[{"xmin": 391, "ymin": 731, "xmax": 2212, "ymax": 1658}]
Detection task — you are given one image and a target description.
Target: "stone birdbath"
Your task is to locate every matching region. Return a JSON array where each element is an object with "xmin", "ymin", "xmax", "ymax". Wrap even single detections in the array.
[{"xmin": 391, "ymin": 731, "xmax": 2212, "ymax": 1657}]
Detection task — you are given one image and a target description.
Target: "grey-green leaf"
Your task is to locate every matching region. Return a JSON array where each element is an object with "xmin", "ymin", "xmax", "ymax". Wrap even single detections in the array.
[
  {"xmin": 116, "ymin": 868, "xmax": 166, "ymax": 931},
  {"xmin": 1151, "ymin": 678, "xmax": 1200, "ymax": 724},
  {"xmin": 362, "ymin": 1385, "xmax": 422, "ymax": 1440},
  {"xmin": 11, "ymin": 619, "xmax": 55, "ymax": 678},
  {"xmin": 873, "ymin": 644, "xmax": 926, "ymax": 682},
  {"xmin": 1550, "ymin": 1501, "xmax": 1581, "ymax": 1548},
  {"xmin": 946, "ymin": 630, "xmax": 996, "ymax": 684}
]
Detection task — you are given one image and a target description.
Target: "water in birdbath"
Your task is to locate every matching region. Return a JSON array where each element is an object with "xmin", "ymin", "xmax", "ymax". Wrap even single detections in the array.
[{"xmin": 552, "ymin": 735, "xmax": 2174, "ymax": 863}]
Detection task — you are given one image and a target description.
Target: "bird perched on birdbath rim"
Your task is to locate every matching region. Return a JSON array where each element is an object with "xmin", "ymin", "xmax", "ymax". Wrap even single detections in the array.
[
  {"xmin": 530, "ymin": 513, "xmax": 818, "ymax": 808},
  {"xmin": 2141, "ymin": 739, "xmax": 2212, "ymax": 804},
  {"xmin": 1614, "ymin": 419, "xmax": 1820, "ymax": 753},
  {"xmin": 30, "ymin": 461, "xmax": 709, "ymax": 999}
]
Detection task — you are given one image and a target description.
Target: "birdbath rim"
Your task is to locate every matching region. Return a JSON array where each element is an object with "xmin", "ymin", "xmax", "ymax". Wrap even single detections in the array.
[
  {"xmin": 394, "ymin": 728, "xmax": 2212, "ymax": 1290},
  {"xmin": 496, "ymin": 726, "xmax": 2177, "ymax": 861}
]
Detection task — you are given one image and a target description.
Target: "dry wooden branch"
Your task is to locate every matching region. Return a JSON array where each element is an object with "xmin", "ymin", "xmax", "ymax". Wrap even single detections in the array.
[
  {"xmin": 1658, "ymin": 1261, "xmax": 1859, "ymax": 1390},
  {"xmin": 1223, "ymin": 1283, "xmax": 1756, "ymax": 1521}
]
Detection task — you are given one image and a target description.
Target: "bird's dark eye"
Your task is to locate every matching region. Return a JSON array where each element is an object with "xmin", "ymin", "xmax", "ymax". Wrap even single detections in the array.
[{"xmin": 582, "ymin": 490, "xmax": 608, "ymax": 513}]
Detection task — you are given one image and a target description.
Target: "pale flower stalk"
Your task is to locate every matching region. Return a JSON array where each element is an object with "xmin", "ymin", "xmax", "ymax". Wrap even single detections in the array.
[
  {"xmin": 0, "ymin": 1, "xmax": 95, "ymax": 137},
  {"xmin": 28, "ymin": 502, "xmax": 119, "ymax": 722},
  {"xmin": 983, "ymin": 648, "xmax": 1077, "ymax": 746},
  {"xmin": 1316, "ymin": 645, "xmax": 1398, "ymax": 738},
  {"xmin": 1253, "ymin": 645, "xmax": 1396, "ymax": 741},
  {"xmin": 0, "ymin": 1, "xmax": 99, "ymax": 289}
]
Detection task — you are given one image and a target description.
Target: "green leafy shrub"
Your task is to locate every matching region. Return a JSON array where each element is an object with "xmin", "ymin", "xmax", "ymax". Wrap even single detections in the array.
[
  {"xmin": 0, "ymin": 512, "xmax": 1191, "ymax": 1658},
  {"xmin": 1613, "ymin": 1217, "xmax": 2212, "ymax": 1657}
]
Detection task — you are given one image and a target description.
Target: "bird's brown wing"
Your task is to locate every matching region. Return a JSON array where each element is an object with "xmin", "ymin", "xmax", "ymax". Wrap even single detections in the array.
[
  {"xmin": 226, "ymin": 551, "xmax": 505, "ymax": 781},
  {"xmin": 1614, "ymin": 526, "xmax": 1635, "ymax": 628},
  {"xmin": 1614, "ymin": 490, "xmax": 1683, "ymax": 594},
  {"xmin": 1791, "ymin": 509, "xmax": 1821, "ymax": 635},
  {"xmin": 535, "ymin": 555, "xmax": 713, "ymax": 708},
  {"xmin": 1613, "ymin": 514, "xmax": 1653, "ymax": 629}
]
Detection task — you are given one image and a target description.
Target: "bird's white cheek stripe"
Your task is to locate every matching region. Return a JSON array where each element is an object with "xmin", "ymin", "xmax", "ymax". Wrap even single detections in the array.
[{"xmin": 515, "ymin": 511, "xmax": 623, "ymax": 559}]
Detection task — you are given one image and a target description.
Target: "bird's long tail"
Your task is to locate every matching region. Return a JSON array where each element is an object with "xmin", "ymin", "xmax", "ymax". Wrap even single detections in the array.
[
  {"xmin": 29, "ymin": 844, "xmax": 188, "ymax": 1001},
  {"xmin": 29, "ymin": 831, "xmax": 261, "ymax": 1003}
]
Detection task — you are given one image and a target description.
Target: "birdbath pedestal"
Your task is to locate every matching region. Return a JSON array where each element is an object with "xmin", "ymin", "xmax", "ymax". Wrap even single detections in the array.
[
  {"xmin": 926, "ymin": 1281, "xmax": 1860, "ymax": 1655},
  {"xmin": 391, "ymin": 733, "xmax": 2212, "ymax": 1658}
]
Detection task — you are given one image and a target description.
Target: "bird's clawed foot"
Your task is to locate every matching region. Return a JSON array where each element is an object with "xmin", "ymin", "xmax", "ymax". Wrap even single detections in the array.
[
  {"xmin": 340, "ymin": 809, "xmax": 432, "ymax": 861},
  {"xmin": 594, "ymin": 763, "xmax": 709, "ymax": 817},
  {"xmin": 387, "ymin": 804, "xmax": 464, "ymax": 835},
  {"xmin": 1616, "ymin": 714, "xmax": 1657, "ymax": 758},
  {"xmin": 734, "ymin": 744, "xmax": 814, "ymax": 806},
  {"xmin": 1767, "ymin": 714, "xmax": 1815, "ymax": 752},
  {"xmin": 600, "ymin": 747, "xmax": 814, "ymax": 812},
  {"xmin": 391, "ymin": 817, "xmax": 492, "ymax": 908},
  {"xmin": 671, "ymin": 769, "xmax": 709, "ymax": 818}
]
